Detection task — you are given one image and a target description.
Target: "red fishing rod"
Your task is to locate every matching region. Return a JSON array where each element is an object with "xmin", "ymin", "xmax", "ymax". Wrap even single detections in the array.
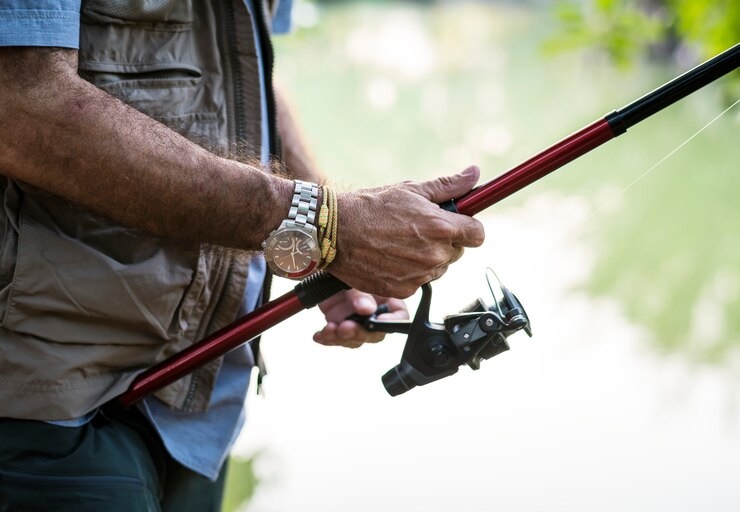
[{"xmin": 119, "ymin": 42, "xmax": 739, "ymax": 406}]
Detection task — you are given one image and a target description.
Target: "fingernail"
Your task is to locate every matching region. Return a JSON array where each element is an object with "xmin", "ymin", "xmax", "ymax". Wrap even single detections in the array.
[{"xmin": 462, "ymin": 166, "xmax": 478, "ymax": 177}]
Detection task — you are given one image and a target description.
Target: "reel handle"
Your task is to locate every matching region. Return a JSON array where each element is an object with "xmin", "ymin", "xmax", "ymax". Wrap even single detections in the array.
[{"xmin": 346, "ymin": 304, "xmax": 412, "ymax": 334}]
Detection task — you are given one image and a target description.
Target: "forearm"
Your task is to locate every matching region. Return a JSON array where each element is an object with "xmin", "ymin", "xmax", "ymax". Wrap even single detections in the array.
[
  {"xmin": 0, "ymin": 48, "xmax": 292, "ymax": 250},
  {"xmin": 275, "ymin": 87, "xmax": 324, "ymax": 183},
  {"xmin": 0, "ymin": 48, "xmax": 487, "ymax": 299}
]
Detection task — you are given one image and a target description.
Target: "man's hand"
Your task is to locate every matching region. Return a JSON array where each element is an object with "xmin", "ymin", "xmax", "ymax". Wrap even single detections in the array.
[
  {"xmin": 314, "ymin": 290, "xmax": 408, "ymax": 349},
  {"xmin": 329, "ymin": 166, "xmax": 485, "ymax": 298}
]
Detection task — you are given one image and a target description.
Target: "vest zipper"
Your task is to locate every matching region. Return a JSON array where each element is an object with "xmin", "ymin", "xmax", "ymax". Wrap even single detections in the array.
[
  {"xmin": 224, "ymin": 0, "xmax": 247, "ymax": 142},
  {"xmin": 252, "ymin": 0, "xmax": 280, "ymax": 159},
  {"xmin": 224, "ymin": 0, "xmax": 279, "ymax": 158}
]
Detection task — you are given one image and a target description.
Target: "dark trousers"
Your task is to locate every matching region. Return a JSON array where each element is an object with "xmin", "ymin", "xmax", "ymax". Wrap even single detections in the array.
[{"xmin": 0, "ymin": 407, "xmax": 227, "ymax": 512}]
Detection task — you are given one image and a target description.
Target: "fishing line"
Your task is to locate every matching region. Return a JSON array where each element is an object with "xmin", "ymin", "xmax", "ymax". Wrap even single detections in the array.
[{"xmin": 585, "ymin": 97, "xmax": 740, "ymax": 224}]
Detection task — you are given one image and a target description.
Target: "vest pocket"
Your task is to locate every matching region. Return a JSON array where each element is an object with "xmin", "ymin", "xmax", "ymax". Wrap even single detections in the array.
[
  {"xmin": 82, "ymin": 0, "xmax": 194, "ymax": 26},
  {"xmin": 0, "ymin": 180, "xmax": 21, "ymax": 323},
  {"xmin": 0, "ymin": 65, "xmax": 226, "ymax": 349},
  {"xmin": 81, "ymin": 64, "xmax": 202, "ymax": 116},
  {"xmin": 2, "ymin": 193, "xmax": 201, "ymax": 346},
  {"xmin": 79, "ymin": 64, "xmax": 221, "ymax": 146}
]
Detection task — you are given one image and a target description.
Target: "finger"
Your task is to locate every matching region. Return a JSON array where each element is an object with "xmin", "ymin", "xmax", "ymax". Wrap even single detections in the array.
[
  {"xmin": 316, "ymin": 338, "xmax": 364, "ymax": 349},
  {"xmin": 341, "ymin": 341, "xmax": 365, "ymax": 349},
  {"xmin": 350, "ymin": 292, "xmax": 378, "ymax": 316},
  {"xmin": 336, "ymin": 320, "xmax": 384, "ymax": 343},
  {"xmin": 313, "ymin": 322, "xmax": 339, "ymax": 343},
  {"xmin": 316, "ymin": 325, "xmax": 371, "ymax": 349},
  {"xmin": 319, "ymin": 292, "xmax": 371, "ymax": 324},
  {"xmin": 313, "ymin": 320, "xmax": 385, "ymax": 348},
  {"xmin": 414, "ymin": 165, "xmax": 480, "ymax": 204},
  {"xmin": 441, "ymin": 211, "xmax": 485, "ymax": 248},
  {"xmin": 380, "ymin": 297, "xmax": 410, "ymax": 317},
  {"xmin": 376, "ymin": 305, "xmax": 410, "ymax": 321}
]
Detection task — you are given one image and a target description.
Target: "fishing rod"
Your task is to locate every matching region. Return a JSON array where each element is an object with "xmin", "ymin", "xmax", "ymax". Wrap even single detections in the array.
[{"xmin": 118, "ymin": 42, "xmax": 739, "ymax": 407}]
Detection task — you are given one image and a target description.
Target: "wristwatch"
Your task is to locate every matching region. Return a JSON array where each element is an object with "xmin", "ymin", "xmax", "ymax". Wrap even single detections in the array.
[{"xmin": 262, "ymin": 180, "xmax": 322, "ymax": 279}]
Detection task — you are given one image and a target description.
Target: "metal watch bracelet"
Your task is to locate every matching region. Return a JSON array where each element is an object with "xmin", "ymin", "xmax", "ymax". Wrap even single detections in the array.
[{"xmin": 285, "ymin": 180, "xmax": 319, "ymax": 229}]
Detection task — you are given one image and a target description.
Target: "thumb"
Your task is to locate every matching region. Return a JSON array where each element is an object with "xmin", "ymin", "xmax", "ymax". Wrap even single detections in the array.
[
  {"xmin": 350, "ymin": 291, "xmax": 378, "ymax": 316},
  {"xmin": 416, "ymin": 165, "xmax": 480, "ymax": 204}
]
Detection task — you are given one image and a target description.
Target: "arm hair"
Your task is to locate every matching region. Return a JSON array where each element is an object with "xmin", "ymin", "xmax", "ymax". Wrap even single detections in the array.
[{"xmin": 0, "ymin": 47, "xmax": 293, "ymax": 249}]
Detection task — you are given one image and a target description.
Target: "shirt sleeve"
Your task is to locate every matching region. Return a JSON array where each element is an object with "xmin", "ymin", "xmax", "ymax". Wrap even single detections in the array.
[{"xmin": 0, "ymin": 0, "xmax": 81, "ymax": 49}]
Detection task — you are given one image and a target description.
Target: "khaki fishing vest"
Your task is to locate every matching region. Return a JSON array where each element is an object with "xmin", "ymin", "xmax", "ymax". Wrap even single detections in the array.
[{"xmin": 0, "ymin": 0, "xmax": 277, "ymax": 420}]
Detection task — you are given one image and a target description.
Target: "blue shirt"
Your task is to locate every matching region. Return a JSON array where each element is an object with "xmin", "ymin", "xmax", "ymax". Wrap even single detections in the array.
[
  {"xmin": 0, "ymin": 0, "xmax": 292, "ymax": 481},
  {"xmin": 0, "ymin": 0, "xmax": 81, "ymax": 48}
]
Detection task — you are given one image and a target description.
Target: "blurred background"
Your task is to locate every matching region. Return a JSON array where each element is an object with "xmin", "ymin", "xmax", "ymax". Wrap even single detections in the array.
[{"xmin": 224, "ymin": 1, "xmax": 739, "ymax": 510}]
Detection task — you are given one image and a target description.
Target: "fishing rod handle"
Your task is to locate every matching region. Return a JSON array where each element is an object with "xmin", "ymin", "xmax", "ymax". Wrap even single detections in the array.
[
  {"xmin": 295, "ymin": 271, "xmax": 351, "ymax": 308},
  {"xmin": 118, "ymin": 273, "xmax": 349, "ymax": 406}
]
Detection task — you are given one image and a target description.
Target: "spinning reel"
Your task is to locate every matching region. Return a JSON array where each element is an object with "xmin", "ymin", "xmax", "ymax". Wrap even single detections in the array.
[{"xmin": 352, "ymin": 270, "xmax": 532, "ymax": 396}]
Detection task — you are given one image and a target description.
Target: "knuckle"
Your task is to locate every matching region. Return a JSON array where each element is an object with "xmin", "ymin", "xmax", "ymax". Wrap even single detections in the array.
[
  {"xmin": 436, "ymin": 175, "xmax": 454, "ymax": 188},
  {"xmin": 400, "ymin": 179, "xmax": 416, "ymax": 187},
  {"xmin": 420, "ymin": 247, "xmax": 447, "ymax": 268},
  {"xmin": 432, "ymin": 247, "xmax": 450, "ymax": 266},
  {"xmin": 429, "ymin": 216, "xmax": 455, "ymax": 236}
]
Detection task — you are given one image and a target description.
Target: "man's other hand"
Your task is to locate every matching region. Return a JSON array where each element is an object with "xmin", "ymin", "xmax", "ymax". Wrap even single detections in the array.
[{"xmin": 314, "ymin": 290, "xmax": 408, "ymax": 349}]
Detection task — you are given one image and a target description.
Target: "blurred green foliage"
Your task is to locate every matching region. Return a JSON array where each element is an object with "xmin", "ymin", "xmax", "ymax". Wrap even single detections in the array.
[
  {"xmin": 668, "ymin": 0, "xmax": 740, "ymax": 58},
  {"xmin": 545, "ymin": 0, "xmax": 664, "ymax": 68},
  {"xmin": 222, "ymin": 456, "xmax": 259, "ymax": 512},
  {"xmin": 548, "ymin": 0, "xmax": 739, "ymax": 77}
]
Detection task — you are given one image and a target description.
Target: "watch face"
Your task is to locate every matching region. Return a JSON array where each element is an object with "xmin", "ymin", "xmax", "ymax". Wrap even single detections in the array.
[{"xmin": 264, "ymin": 228, "xmax": 321, "ymax": 279}]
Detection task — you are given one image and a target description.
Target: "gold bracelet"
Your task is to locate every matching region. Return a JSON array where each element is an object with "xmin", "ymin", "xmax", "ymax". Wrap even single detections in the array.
[
  {"xmin": 325, "ymin": 187, "xmax": 338, "ymax": 266},
  {"xmin": 317, "ymin": 186, "xmax": 338, "ymax": 270},
  {"xmin": 317, "ymin": 185, "xmax": 329, "ymax": 243}
]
